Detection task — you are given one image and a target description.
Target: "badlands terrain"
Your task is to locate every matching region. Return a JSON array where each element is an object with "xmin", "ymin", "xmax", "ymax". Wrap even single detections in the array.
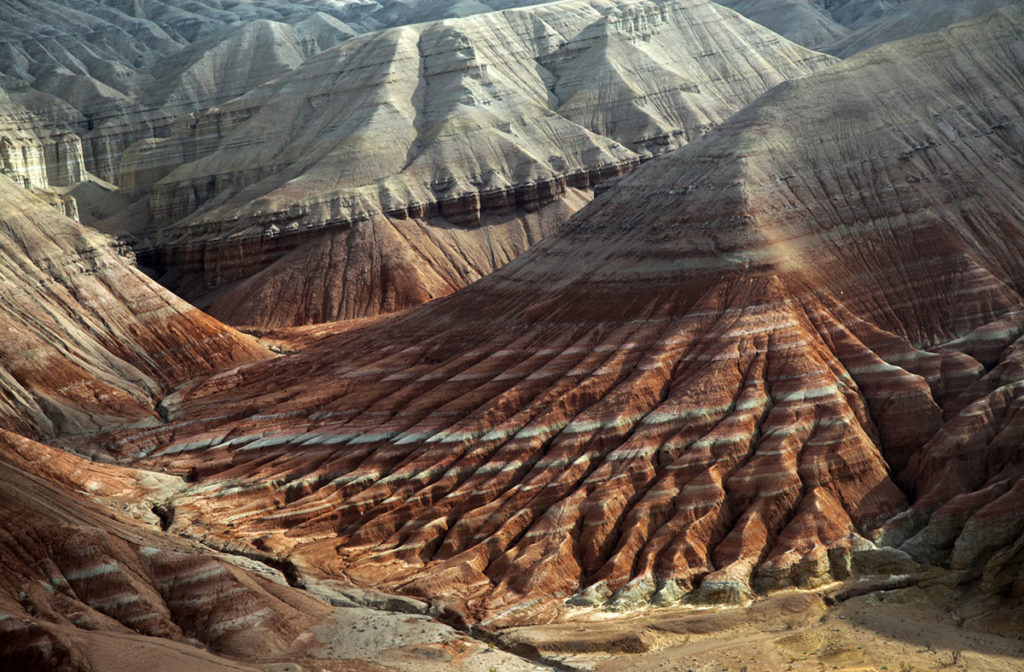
[{"xmin": 1, "ymin": 0, "xmax": 1024, "ymax": 671}]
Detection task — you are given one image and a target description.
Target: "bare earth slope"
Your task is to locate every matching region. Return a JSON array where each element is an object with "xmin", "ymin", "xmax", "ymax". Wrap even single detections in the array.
[
  {"xmin": 94, "ymin": 8, "xmax": 1024, "ymax": 627},
  {"xmin": 0, "ymin": 429, "xmax": 332, "ymax": 671},
  {"xmin": 124, "ymin": 0, "xmax": 836, "ymax": 328},
  {"xmin": 0, "ymin": 426, "xmax": 576, "ymax": 671},
  {"xmin": 0, "ymin": 175, "xmax": 267, "ymax": 439},
  {"xmin": 0, "ymin": 0, "xmax": 558, "ymax": 185}
]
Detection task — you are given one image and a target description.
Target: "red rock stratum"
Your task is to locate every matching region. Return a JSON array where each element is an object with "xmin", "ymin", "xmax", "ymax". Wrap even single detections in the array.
[
  {"xmin": 0, "ymin": 174, "xmax": 268, "ymax": 439},
  {"xmin": 74, "ymin": 7, "xmax": 1024, "ymax": 626}
]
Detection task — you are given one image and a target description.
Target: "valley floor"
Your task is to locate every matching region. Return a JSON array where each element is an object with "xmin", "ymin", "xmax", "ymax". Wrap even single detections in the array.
[{"xmin": 501, "ymin": 582, "xmax": 1024, "ymax": 672}]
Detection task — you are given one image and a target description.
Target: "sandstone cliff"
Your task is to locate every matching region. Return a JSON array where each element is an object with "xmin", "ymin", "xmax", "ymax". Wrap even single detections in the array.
[{"xmin": 92, "ymin": 8, "xmax": 1024, "ymax": 625}]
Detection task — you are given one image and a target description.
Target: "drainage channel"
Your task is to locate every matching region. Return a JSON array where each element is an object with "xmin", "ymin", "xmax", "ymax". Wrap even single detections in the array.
[{"xmin": 179, "ymin": 528, "xmax": 582, "ymax": 672}]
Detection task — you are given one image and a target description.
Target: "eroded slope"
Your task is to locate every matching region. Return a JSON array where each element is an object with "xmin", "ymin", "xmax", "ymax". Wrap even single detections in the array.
[
  {"xmin": 719, "ymin": 0, "xmax": 1018, "ymax": 55},
  {"xmin": 93, "ymin": 9, "xmax": 1024, "ymax": 626},
  {"xmin": 0, "ymin": 175, "xmax": 267, "ymax": 439},
  {"xmin": 125, "ymin": 0, "xmax": 836, "ymax": 327}
]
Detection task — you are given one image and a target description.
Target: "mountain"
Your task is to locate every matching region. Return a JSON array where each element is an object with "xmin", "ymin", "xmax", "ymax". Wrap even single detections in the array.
[
  {"xmin": 0, "ymin": 174, "xmax": 267, "ymax": 439},
  {"xmin": 89, "ymin": 6, "xmax": 1024, "ymax": 626},
  {"xmin": 718, "ymin": 0, "xmax": 1019, "ymax": 55},
  {"xmin": 0, "ymin": 0, "xmax": 562, "ymax": 186},
  {"xmin": 117, "ymin": 0, "xmax": 836, "ymax": 327}
]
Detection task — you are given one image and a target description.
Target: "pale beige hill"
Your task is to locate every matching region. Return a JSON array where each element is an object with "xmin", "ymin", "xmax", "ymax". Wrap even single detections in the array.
[
  {"xmin": 0, "ymin": 175, "xmax": 268, "ymax": 439},
  {"xmin": 123, "ymin": 0, "xmax": 835, "ymax": 327},
  {"xmin": 0, "ymin": 0, "xmax": 560, "ymax": 185}
]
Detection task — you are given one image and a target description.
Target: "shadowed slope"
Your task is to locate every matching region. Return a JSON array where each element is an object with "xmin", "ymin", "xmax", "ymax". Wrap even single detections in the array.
[
  {"xmin": 100, "ymin": 9, "xmax": 1024, "ymax": 625},
  {"xmin": 0, "ymin": 175, "xmax": 268, "ymax": 439}
]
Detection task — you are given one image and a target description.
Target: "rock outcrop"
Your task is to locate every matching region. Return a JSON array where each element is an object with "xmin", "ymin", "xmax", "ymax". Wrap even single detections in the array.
[
  {"xmin": 121, "ymin": 0, "xmax": 836, "ymax": 326},
  {"xmin": 0, "ymin": 175, "xmax": 268, "ymax": 439},
  {"xmin": 0, "ymin": 89, "xmax": 86, "ymax": 191},
  {"xmin": 94, "ymin": 8, "xmax": 1024, "ymax": 625}
]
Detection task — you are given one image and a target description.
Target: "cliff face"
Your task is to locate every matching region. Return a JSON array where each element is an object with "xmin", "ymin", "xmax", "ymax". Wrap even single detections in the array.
[
  {"xmin": 93, "ymin": 8, "xmax": 1024, "ymax": 625},
  {"xmin": 0, "ymin": 175, "xmax": 268, "ymax": 439},
  {"xmin": 122, "ymin": 0, "xmax": 836, "ymax": 326},
  {"xmin": 0, "ymin": 90, "xmax": 86, "ymax": 192}
]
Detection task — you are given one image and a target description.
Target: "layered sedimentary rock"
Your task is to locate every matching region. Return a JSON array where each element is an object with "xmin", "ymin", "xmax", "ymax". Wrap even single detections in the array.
[
  {"xmin": 122, "ymin": 0, "xmax": 835, "ymax": 326},
  {"xmin": 200, "ymin": 192, "xmax": 591, "ymax": 327},
  {"xmin": 91, "ymin": 8, "xmax": 1024, "ymax": 625},
  {"xmin": 719, "ymin": 0, "xmax": 1018, "ymax": 55},
  {"xmin": 0, "ymin": 0, "xmax": 567, "ymax": 187},
  {"xmin": 0, "ymin": 89, "xmax": 86, "ymax": 191},
  {"xmin": 0, "ymin": 427, "xmax": 581, "ymax": 671},
  {"xmin": 0, "ymin": 175, "xmax": 267, "ymax": 439},
  {"xmin": 0, "ymin": 429, "xmax": 335, "ymax": 670}
]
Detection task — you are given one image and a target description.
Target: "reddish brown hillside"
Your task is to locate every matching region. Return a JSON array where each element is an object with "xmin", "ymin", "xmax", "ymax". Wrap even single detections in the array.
[
  {"xmin": 0, "ymin": 175, "xmax": 268, "ymax": 439},
  {"xmin": 0, "ymin": 430, "xmax": 331, "ymax": 670},
  {"xmin": 100, "ymin": 8, "xmax": 1024, "ymax": 625}
]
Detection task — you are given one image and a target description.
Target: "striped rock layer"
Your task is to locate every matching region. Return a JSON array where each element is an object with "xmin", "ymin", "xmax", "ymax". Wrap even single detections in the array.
[
  {"xmin": 0, "ymin": 0, "xmax": 551, "ymax": 186},
  {"xmin": 128, "ymin": 0, "xmax": 837, "ymax": 326},
  {"xmin": 100, "ymin": 9, "xmax": 1024, "ymax": 625},
  {"xmin": 0, "ymin": 430, "xmax": 331, "ymax": 670},
  {"xmin": 0, "ymin": 174, "xmax": 267, "ymax": 439}
]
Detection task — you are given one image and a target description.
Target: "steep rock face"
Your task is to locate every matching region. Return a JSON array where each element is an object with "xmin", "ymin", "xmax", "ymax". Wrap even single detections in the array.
[
  {"xmin": 719, "ymin": 0, "xmax": 1018, "ymax": 55},
  {"xmin": 0, "ymin": 175, "xmax": 268, "ymax": 439},
  {"xmin": 127, "ymin": 0, "xmax": 835, "ymax": 326},
  {"xmin": 0, "ymin": 89, "xmax": 86, "ymax": 191},
  {"xmin": 98, "ymin": 9, "xmax": 1024, "ymax": 625}
]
